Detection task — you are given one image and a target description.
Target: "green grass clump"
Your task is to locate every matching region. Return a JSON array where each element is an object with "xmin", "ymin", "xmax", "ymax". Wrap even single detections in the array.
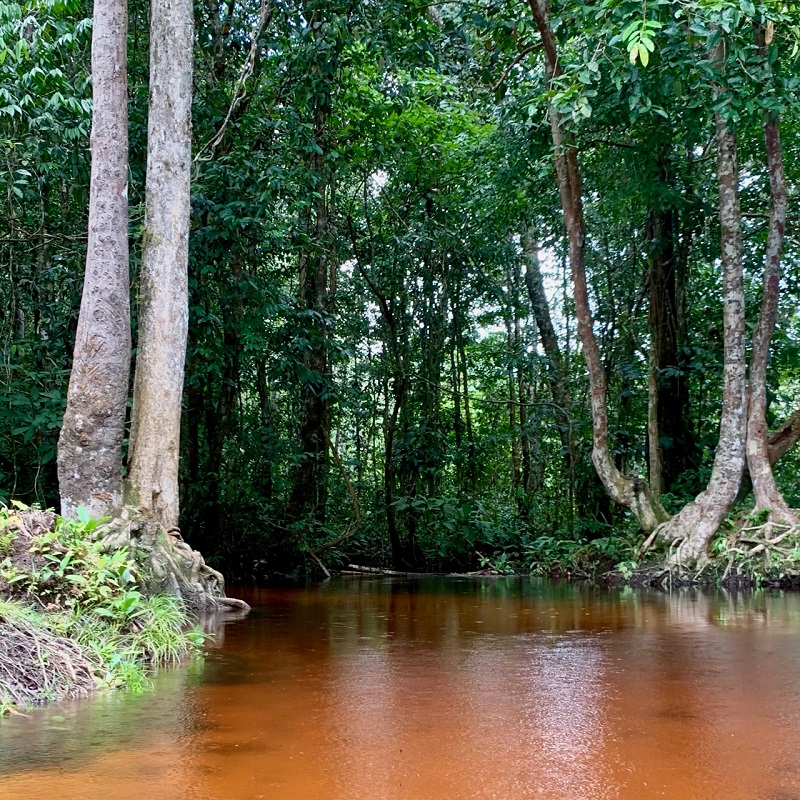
[
  {"xmin": 136, "ymin": 595, "xmax": 200, "ymax": 664},
  {"xmin": 0, "ymin": 595, "xmax": 45, "ymax": 625},
  {"xmin": 0, "ymin": 503, "xmax": 207, "ymax": 716}
]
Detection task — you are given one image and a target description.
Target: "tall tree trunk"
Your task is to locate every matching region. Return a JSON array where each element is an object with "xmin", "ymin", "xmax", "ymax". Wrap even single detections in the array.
[
  {"xmin": 458, "ymin": 319, "xmax": 477, "ymax": 498},
  {"xmin": 256, "ymin": 360, "xmax": 274, "ymax": 502},
  {"xmin": 419, "ymin": 260, "xmax": 445, "ymax": 496},
  {"xmin": 349, "ymin": 234, "xmax": 405, "ymax": 565},
  {"xmin": 522, "ymin": 230, "xmax": 572, "ymax": 470},
  {"xmin": 528, "ymin": 0, "xmax": 667, "ymax": 533},
  {"xmin": 57, "ymin": 0, "xmax": 130, "ymax": 519},
  {"xmin": 647, "ymin": 191, "xmax": 691, "ymax": 496},
  {"xmin": 125, "ymin": 0, "xmax": 193, "ymax": 529},
  {"xmin": 656, "ymin": 108, "xmax": 748, "ymax": 563},
  {"xmin": 288, "ymin": 219, "xmax": 332, "ymax": 522},
  {"xmin": 203, "ymin": 257, "xmax": 243, "ymax": 539},
  {"xmin": 646, "ymin": 351, "xmax": 663, "ymax": 498},
  {"xmin": 514, "ymin": 265, "xmax": 533, "ymax": 500},
  {"xmin": 384, "ymin": 363, "xmax": 405, "ymax": 566},
  {"xmin": 450, "ymin": 319, "xmax": 464, "ymax": 491},
  {"xmin": 288, "ymin": 12, "xmax": 334, "ymax": 523},
  {"xmin": 522, "ymin": 233, "xmax": 576, "ymax": 525},
  {"xmin": 746, "ymin": 114, "xmax": 795, "ymax": 524},
  {"xmin": 505, "ymin": 266, "xmax": 521, "ymax": 496}
]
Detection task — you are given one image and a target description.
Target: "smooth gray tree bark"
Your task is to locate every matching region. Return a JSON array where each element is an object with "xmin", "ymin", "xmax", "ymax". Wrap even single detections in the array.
[
  {"xmin": 125, "ymin": 0, "xmax": 193, "ymax": 529},
  {"xmin": 744, "ymin": 32, "xmax": 796, "ymax": 527},
  {"xmin": 528, "ymin": 0, "xmax": 668, "ymax": 534},
  {"xmin": 656, "ymin": 109, "xmax": 748, "ymax": 563},
  {"xmin": 529, "ymin": 3, "xmax": 753, "ymax": 564}
]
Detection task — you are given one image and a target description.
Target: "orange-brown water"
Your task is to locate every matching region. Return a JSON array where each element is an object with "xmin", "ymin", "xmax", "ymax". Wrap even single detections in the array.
[{"xmin": 1, "ymin": 578, "xmax": 800, "ymax": 800}]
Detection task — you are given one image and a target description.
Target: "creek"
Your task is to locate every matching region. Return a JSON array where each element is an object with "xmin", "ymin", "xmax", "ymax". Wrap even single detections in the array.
[{"xmin": 1, "ymin": 577, "xmax": 800, "ymax": 799}]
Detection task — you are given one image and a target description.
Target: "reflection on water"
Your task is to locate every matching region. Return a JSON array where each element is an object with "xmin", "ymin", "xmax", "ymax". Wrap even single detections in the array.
[{"xmin": 1, "ymin": 579, "xmax": 800, "ymax": 800}]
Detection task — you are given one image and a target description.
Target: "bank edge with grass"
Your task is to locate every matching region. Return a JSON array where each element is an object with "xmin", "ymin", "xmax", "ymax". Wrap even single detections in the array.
[
  {"xmin": 0, "ymin": 503, "xmax": 216, "ymax": 716},
  {"xmin": 450, "ymin": 511, "xmax": 800, "ymax": 589}
]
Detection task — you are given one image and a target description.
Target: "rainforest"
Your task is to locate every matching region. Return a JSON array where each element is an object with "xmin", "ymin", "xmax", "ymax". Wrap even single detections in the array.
[
  {"xmin": 2, "ymin": 1, "xmax": 800, "ymax": 796},
  {"xmin": 3, "ymin": 0, "xmax": 800, "ymax": 585}
]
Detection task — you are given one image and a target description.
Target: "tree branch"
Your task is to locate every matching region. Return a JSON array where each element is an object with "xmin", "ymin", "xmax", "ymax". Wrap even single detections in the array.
[{"xmin": 491, "ymin": 43, "xmax": 542, "ymax": 92}]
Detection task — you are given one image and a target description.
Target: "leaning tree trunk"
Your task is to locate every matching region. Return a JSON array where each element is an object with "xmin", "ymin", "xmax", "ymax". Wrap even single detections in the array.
[
  {"xmin": 522, "ymin": 229, "xmax": 573, "ymax": 479},
  {"xmin": 57, "ymin": 0, "xmax": 130, "ymax": 520},
  {"xmin": 656, "ymin": 108, "xmax": 748, "ymax": 564},
  {"xmin": 125, "ymin": 0, "xmax": 193, "ymax": 530},
  {"xmin": 528, "ymin": 0, "xmax": 668, "ymax": 533},
  {"xmin": 768, "ymin": 407, "xmax": 800, "ymax": 466},
  {"xmin": 744, "ymin": 32, "xmax": 795, "ymax": 526}
]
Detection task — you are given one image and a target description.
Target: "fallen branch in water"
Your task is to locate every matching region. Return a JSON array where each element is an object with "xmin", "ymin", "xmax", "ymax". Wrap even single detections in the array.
[
  {"xmin": 342, "ymin": 564, "xmax": 510, "ymax": 578},
  {"xmin": 344, "ymin": 564, "xmax": 412, "ymax": 576},
  {"xmin": 309, "ymin": 548, "xmax": 331, "ymax": 579}
]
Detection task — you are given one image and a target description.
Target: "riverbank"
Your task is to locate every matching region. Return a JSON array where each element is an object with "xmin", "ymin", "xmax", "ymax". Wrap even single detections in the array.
[
  {"xmin": 338, "ymin": 518, "xmax": 800, "ymax": 590},
  {"xmin": 0, "ymin": 504, "xmax": 206, "ymax": 715}
]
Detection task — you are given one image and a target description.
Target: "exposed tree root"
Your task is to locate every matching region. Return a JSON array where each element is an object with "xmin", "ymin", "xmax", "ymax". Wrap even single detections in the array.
[
  {"xmin": 98, "ymin": 508, "xmax": 250, "ymax": 613},
  {"xmin": 0, "ymin": 507, "xmax": 248, "ymax": 716},
  {"xmin": 717, "ymin": 519, "xmax": 800, "ymax": 582},
  {"xmin": 626, "ymin": 514, "xmax": 800, "ymax": 588},
  {"xmin": 636, "ymin": 527, "xmax": 709, "ymax": 577},
  {"xmin": 215, "ymin": 596, "xmax": 251, "ymax": 611},
  {"xmin": 0, "ymin": 617, "xmax": 95, "ymax": 708}
]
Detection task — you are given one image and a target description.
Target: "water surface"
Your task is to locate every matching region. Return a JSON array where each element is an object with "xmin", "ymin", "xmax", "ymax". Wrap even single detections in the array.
[{"xmin": 1, "ymin": 578, "xmax": 800, "ymax": 800}]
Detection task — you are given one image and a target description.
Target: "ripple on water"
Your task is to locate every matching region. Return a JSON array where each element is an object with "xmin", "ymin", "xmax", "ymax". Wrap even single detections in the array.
[{"xmin": 0, "ymin": 579, "xmax": 799, "ymax": 800}]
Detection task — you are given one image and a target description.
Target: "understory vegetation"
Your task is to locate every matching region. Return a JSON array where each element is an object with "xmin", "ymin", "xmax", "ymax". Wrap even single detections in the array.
[{"xmin": 0, "ymin": 505, "xmax": 204, "ymax": 716}]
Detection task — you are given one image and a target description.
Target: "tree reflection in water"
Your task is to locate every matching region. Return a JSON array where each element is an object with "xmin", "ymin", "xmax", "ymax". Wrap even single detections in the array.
[{"xmin": 1, "ymin": 579, "xmax": 800, "ymax": 800}]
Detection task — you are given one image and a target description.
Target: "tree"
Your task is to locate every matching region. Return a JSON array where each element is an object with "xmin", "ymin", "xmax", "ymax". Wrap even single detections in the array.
[
  {"xmin": 286, "ymin": 0, "xmax": 341, "ymax": 524},
  {"xmin": 6, "ymin": 0, "xmax": 800, "ymax": 581},
  {"xmin": 744, "ymin": 26, "xmax": 796, "ymax": 528},
  {"xmin": 57, "ymin": 0, "xmax": 130, "ymax": 519},
  {"xmin": 528, "ymin": 0, "xmax": 669, "ymax": 534},
  {"xmin": 522, "ymin": 229, "xmax": 574, "ymax": 505},
  {"xmin": 526, "ymin": 0, "xmax": 787, "ymax": 564},
  {"xmin": 125, "ymin": 0, "xmax": 194, "ymax": 529},
  {"xmin": 655, "ymin": 99, "xmax": 748, "ymax": 563}
]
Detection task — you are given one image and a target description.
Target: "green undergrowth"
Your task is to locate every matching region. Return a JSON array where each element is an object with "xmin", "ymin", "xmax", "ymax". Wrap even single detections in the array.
[
  {"xmin": 475, "ymin": 525, "xmax": 640, "ymax": 578},
  {"xmin": 0, "ymin": 502, "xmax": 206, "ymax": 716}
]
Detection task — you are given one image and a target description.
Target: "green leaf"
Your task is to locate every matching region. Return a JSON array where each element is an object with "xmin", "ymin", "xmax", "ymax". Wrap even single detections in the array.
[
  {"xmin": 739, "ymin": 0, "xmax": 755, "ymax": 16},
  {"xmin": 621, "ymin": 20, "xmax": 639, "ymax": 41}
]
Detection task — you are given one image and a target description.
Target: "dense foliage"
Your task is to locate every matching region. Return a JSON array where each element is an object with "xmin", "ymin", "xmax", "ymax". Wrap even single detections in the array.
[
  {"xmin": 0, "ymin": 504, "xmax": 203, "ymax": 713},
  {"xmin": 1, "ymin": 0, "xmax": 799, "ymax": 578}
]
